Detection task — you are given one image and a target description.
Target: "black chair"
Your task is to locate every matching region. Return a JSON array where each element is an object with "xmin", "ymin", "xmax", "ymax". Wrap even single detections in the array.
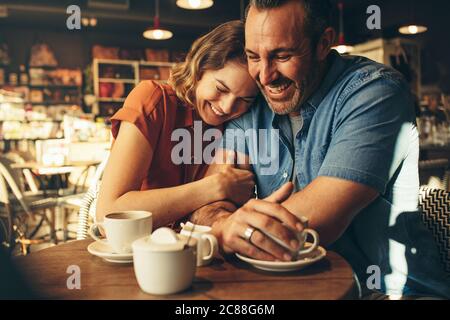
[{"xmin": 419, "ymin": 187, "xmax": 450, "ymax": 274}]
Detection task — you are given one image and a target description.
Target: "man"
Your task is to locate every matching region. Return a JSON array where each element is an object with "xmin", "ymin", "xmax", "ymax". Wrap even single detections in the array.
[{"xmin": 191, "ymin": 0, "xmax": 449, "ymax": 299}]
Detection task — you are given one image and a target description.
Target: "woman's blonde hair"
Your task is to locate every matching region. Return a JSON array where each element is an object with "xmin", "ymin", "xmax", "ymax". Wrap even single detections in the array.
[{"xmin": 169, "ymin": 20, "xmax": 247, "ymax": 107}]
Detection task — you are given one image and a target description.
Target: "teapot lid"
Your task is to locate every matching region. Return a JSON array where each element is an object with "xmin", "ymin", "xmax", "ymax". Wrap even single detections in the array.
[{"xmin": 132, "ymin": 227, "xmax": 196, "ymax": 252}]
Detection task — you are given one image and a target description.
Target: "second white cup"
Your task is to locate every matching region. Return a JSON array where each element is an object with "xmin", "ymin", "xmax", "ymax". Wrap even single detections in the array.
[{"xmin": 180, "ymin": 224, "xmax": 218, "ymax": 267}]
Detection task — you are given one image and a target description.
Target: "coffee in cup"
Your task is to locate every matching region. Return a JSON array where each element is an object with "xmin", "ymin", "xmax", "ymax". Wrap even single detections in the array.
[{"xmin": 89, "ymin": 211, "xmax": 152, "ymax": 254}]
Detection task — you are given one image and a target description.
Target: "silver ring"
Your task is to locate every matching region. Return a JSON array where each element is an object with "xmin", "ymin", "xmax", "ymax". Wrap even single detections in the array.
[{"xmin": 243, "ymin": 227, "xmax": 255, "ymax": 243}]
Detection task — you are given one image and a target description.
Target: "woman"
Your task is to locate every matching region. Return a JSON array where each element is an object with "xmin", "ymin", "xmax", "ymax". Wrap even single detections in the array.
[{"xmin": 96, "ymin": 21, "xmax": 258, "ymax": 228}]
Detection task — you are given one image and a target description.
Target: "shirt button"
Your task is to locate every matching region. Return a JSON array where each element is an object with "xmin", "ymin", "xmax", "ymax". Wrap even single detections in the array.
[{"xmin": 282, "ymin": 172, "xmax": 288, "ymax": 179}]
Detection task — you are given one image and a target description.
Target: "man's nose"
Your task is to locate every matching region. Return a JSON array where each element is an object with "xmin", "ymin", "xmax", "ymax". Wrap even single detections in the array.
[{"xmin": 259, "ymin": 60, "xmax": 278, "ymax": 86}]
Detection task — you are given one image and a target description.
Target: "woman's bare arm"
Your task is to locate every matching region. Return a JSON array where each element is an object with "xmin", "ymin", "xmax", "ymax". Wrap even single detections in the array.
[{"xmin": 96, "ymin": 121, "xmax": 231, "ymax": 228}]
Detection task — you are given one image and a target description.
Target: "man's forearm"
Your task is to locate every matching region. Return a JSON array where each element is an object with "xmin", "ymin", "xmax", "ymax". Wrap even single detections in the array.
[
  {"xmin": 189, "ymin": 201, "xmax": 237, "ymax": 226},
  {"xmin": 281, "ymin": 176, "xmax": 379, "ymax": 246}
]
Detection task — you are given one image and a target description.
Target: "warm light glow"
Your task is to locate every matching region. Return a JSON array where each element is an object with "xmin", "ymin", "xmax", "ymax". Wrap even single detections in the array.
[
  {"xmin": 399, "ymin": 25, "xmax": 428, "ymax": 35},
  {"xmin": 176, "ymin": 0, "xmax": 213, "ymax": 10},
  {"xmin": 332, "ymin": 45, "xmax": 354, "ymax": 54},
  {"xmin": 189, "ymin": 0, "xmax": 201, "ymax": 8},
  {"xmin": 90, "ymin": 18, "xmax": 97, "ymax": 27},
  {"xmin": 143, "ymin": 28, "xmax": 173, "ymax": 40},
  {"xmin": 82, "ymin": 17, "xmax": 97, "ymax": 27}
]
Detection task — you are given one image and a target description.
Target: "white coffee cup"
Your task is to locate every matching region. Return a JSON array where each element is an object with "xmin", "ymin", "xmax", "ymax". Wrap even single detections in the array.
[
  {"xmin": 132, "ymin": 234, "xmax": 197, "ymax": 295},
  {"xmin": 262, "ymin": 218, "xmax": 319, "ymax": 260},
  {"xmin": 180, "ymin": 224, "xmax": 218, "ymax": 267},
  {"xmin": 89, "ymin": 211, "xmax": 152, "ymax": 254}
]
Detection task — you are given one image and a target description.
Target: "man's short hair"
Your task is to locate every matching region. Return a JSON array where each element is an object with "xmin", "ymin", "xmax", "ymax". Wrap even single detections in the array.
[{"xmin": 246, "ymin": 0, "xmax": 333, "ymax": 49}]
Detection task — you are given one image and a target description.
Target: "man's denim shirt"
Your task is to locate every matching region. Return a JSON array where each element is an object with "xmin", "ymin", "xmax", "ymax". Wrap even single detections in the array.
[{"xmin": 222, "ymin": 51, "xmax": 450, "ymax": 298}]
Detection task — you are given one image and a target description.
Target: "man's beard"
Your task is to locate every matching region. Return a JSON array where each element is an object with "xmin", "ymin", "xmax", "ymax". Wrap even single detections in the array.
[
  {"xmin": 259, "ymin": 60, "xmax": 321, "ymax": 116},
  {"xmin": 259, "ymin": 80, "xmax": 304, "ymax": 115}
]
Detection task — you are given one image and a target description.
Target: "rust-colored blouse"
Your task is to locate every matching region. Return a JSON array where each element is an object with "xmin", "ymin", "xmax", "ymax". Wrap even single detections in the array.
[{"xmin": 110, "ymin": 80, "xmax": 215, "ymax": 191}]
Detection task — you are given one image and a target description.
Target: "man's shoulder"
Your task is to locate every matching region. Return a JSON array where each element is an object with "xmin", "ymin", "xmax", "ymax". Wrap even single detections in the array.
[
  {"xmin": 327, "ymin": 54, "xmax": 413, "ymax": 114},
  {"xmin": 340, "ymin": 55, "xmax": 407, "ymax": 89}
]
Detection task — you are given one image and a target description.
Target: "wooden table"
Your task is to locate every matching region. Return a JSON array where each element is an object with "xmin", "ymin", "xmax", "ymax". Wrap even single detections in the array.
[
  {"xmin": 15, "ymin": 239, "xmax": 359, "ymax": 300},
  {"xmin": 12, "ymin": 160, "xmax": 100, "ymax": 197}
]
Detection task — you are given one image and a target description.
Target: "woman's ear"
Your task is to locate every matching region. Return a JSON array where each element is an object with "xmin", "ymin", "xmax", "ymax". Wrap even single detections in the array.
[{"xmin": 316, "ymin": 27, "xmax": 336, "ymax": 62}]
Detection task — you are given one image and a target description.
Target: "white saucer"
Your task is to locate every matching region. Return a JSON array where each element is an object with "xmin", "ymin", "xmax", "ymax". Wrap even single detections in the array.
[
  {"xmin": 87, "ymin": 241, "xmax": 134, "ymax": 264},
  {"xmin": 236, "ymin": 246, "xmax": 326, "ymax": 272}
]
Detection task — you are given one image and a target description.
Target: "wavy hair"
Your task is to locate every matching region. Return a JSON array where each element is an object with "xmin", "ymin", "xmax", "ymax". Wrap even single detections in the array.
[{"xmin": 169, "ymin": 20, "xmax": 247, "ymax": 107}]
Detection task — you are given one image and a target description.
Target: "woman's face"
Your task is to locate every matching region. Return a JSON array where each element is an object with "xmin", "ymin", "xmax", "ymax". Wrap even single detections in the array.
[{"xmin": 194, "ymin": 61, "xmax": 258, "ymax": 126}]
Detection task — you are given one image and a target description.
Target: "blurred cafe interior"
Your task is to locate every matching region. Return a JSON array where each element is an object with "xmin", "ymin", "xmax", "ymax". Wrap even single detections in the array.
[{"xmin": 0, "ymin": 0, "xmax": 449, "ymax": 301}]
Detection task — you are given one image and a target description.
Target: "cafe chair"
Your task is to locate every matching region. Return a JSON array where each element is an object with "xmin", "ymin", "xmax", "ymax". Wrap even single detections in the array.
[
  {"xmin": 0, "ymin": 157, "xmax": 59, "ymax": 255},
  {"xmin": 419, "ymin": 159, "xmax": 450, "ymax": 191},
  {"xmin": 3, "ymin": 152, "xmax": 41, "ymax": 194},
  {"xmin": 56, "ymin": 164, "xmax": 102, "ymax": 242},
  {"xmin": 75, "ymin": 155, "xmax": 109, "ymax": 240},
  {"xmin": 419, "ymin": 187, "xmax": 450, "ymax": 274}
]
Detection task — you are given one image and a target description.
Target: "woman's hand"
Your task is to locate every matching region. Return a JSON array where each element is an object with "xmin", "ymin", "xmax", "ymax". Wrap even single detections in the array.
[{"xmin": 214, "ymin": 166, "xmax": 255, "ymax": 205}]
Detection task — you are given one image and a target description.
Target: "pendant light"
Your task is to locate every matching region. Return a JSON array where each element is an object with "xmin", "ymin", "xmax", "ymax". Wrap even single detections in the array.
[
  {"xmin": 398, "ymin": 2, "xmax": 428, "ymax": 35},
  {"xmin": 399, "ymin": 25, "xmax": 428, "ymax": 35},
  {"xmin": 176, "ymin": 0, "xmax": 213, "ymax": 10},
  {"xmin": 332, "ymin": 2, "xmax": 354, "ymax": 55},
  {"xmin": 398, "ymin": 2, "xmax": 427, "ymax": 35},
  {"xmin": 143, "ymin": 0, "xmax": 173, "ymax": 40}
]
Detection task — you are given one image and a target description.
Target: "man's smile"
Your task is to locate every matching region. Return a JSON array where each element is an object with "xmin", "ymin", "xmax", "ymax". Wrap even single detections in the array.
[{"xmin": 263, "ymin": 80, "xmax": 295, "ymax": 101}]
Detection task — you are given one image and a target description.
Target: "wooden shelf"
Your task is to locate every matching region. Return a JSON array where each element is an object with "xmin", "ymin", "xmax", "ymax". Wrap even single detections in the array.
[
  {"xmin": 93, "ymin": 58, "xmax": 175, "ymax": 116},
  {"xmin": 0, "ymin": 119, "xmax": 62, "ymax": 123},
  {"xmin": 0, "ymin": 137, "xmax": 60, "ymax": 141},
  {"xmin": 98, "ymin": 78, "xmax": 135, "ymax": 84},
  {"xmin": 95, "ymin": 58, "xmax": 173, "ymax": 67},
  {"xmin": 29, "ymin": 101, "xmax": 80, "ymax": 105},
  {"xmin": 139, "ymin": 61, "xmax": 174, "ymax": 68},
  {"xmin": 98, "ymin": 97, "xmax": 126, "ymax": 103},
  {"xmin": 29, "ymin": 84, "xmax": 81, "ymax": 89},
  {"xmin": 28, "ymin": 65, "xmax": 58, "ymax": 70}
]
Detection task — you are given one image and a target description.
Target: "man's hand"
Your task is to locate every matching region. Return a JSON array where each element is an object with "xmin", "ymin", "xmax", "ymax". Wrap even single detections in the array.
[{"xmin": 212, "ymin": 182, "xmax": 306, "ymax": 261}]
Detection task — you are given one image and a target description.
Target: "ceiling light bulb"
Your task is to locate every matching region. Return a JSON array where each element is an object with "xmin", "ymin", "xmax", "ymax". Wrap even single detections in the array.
[
  {"xmin": 143, "ymin": 28, "xmax": 173, "ymax": 40},
  {"xmin": 188, "ymin": 0, "xmax": 201, "ymax": 8},
  {"xmin": 153, "ymin": 29, "xmax": 164, "ymax": 39},
  {"xmin": 176, "ymin": 0, "xmax": 213, "ymax": 10},
  {"xmin": 399, "ymin": 25, "xmax": 428, "ymax": 35}
]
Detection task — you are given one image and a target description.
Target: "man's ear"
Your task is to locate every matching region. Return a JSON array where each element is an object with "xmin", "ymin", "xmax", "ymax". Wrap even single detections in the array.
[{"xmin": 315, "ymin": 27, "xmax": 336, "ymax": 61}]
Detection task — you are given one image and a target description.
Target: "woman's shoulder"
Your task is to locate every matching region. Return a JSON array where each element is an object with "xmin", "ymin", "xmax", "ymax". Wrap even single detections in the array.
[{"xmin": 123, "ymin": 80, "xmax": 178, "ymax": 116}]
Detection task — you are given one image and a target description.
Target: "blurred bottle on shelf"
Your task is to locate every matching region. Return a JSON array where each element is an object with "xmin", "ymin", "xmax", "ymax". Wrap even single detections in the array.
[
  {"xmin": 8, "ymin": 71, "xmax": 18, "ymax": 86},
  {"xmin": 19, "ymin": 64, "xmax": 29, "ymax": 86}
]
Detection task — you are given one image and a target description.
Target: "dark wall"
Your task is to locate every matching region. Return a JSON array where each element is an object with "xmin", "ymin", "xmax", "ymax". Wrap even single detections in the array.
[{"xmin": 0, "ymin": 25, "xmax": 198, "ymax": 70}]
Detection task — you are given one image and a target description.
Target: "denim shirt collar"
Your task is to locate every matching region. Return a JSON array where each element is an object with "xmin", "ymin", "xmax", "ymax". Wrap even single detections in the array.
[{"xmin": 270, "ymin": 50, "xmax": 348, "ymax": 135}]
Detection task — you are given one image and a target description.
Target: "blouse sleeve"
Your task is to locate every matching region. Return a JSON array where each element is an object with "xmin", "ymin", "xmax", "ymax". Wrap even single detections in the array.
[{"xmin": 110, "ymin": 81, "xmax": 164, "ymax": 150}]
